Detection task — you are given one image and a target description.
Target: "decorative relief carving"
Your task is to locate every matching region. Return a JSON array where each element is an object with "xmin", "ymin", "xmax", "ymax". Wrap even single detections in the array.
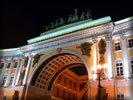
[
  {"xmin": 92, "ymin": 37, "xmax": 97, "ymax": 44},
  {"xmin": 77, "ymin": 42, "xmax": 93, "ymax": 57},
  {"xmin": 98, "ymin": 39, "xmax": 106, "ymax": 64},
  {"xmin": 105, "ymin": 34, "xmax": 112, "ymax": 41},
  {"xmin": 120, "ymin": 33, "xmax": 126, "ymax": 40},
  {"xmin": 33, "ymin": 54, "xmax": 43, "ymax": 67},
  {"xmin": 57, "ymin": 48, "xmax": 62, "ymax": 53}
]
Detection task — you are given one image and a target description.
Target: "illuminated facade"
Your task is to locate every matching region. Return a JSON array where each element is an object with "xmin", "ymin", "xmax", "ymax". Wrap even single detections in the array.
[{"xmin": 0, "ymin": 16, "xmax": 133, "ymax": 100}]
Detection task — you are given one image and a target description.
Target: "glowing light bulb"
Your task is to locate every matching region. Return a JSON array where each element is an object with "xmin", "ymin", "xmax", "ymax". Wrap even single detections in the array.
[
  {"xmin": 97, "ymin": 64, "xmax": 102, "ymax": 69},
  {"xmin": 91, "ymin": 67, "xmax": 95, "ymax": 71},
  {"xmin": 103, "ymin": 64, "xmax": 107, "ymax": 68}
]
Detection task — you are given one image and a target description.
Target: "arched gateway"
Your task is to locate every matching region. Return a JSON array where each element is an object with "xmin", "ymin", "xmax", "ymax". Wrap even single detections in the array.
[
  {"xmin": 0, "ymin": 16, "xmax": 133, "ymax": 100},
  {"xmin": 27, "ymin": 51, "xmax": 90, "ymax": 100}
]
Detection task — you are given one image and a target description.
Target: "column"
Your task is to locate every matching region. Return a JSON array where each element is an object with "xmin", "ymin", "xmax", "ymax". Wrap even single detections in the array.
[
  {"xmin": 23, "ymin": 55, "xmax": 32, "ymax": 85},
  {"xmin": 92, "ymin": 38, "xmax": 97, "ymax": 79},
  {"xmin": 0, "ymin": 59, "xmax": 7, "ymax": 84},
  {"xmin": 106, "ymin": 35, "xmax": 113, "ymax": 79},
  {"xmin": 5, "ymin": 59, "xmax": 14, "ymax": 86},
  {"xmin": 15, "ymin": 57, "xmax": 25, "ymax": 85},
  {"xmin": 120, "ymin": 34, "xmax": 130, "ymax": 78},
  {"xmin": 12, "ymin": 60, "xmax": 20, "ymax": 86}
]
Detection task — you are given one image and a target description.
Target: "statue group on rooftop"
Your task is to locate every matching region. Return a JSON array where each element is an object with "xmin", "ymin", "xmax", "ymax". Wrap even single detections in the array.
[{"xmin": 43, "ymin": 8, "xmax": 91, "ymax": 32}]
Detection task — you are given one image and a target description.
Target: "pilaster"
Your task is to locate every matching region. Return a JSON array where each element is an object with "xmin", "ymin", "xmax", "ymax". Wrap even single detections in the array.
[
  {"xmin": 105, "ymin": 34, "xmax": 113, "ymax": 79},
  {"xmin": 92, "ymin": 38, "xmax": 97, "ymax": 80},
  {"xmin": 23, "ymin": 54, "xmax": 32, "ymax": 85},
  {"xmin": 120, "ymin": 34, "xmax": 130, "ymax": 78},
  {"xmin": 15, "ymin": 56, "xmax": 25, "ymax": 85},
  {"xmin": 12, "ymin": 59, "xmax": 20, "ymax": 86}
]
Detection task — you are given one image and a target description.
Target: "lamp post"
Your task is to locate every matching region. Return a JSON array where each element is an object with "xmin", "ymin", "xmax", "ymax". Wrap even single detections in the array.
[{"xmin": 92, "ymin": 64, "xmax": 107, "ymax": 100}]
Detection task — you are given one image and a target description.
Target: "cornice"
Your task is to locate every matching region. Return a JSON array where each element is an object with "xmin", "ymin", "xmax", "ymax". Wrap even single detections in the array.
[
  {"xmin": 21, "ymin": 22, "xmax": 113, "ymax": 53},
  {"xmin": 113, "ymin": 20, "xmax": 133, "ymax": 35}
]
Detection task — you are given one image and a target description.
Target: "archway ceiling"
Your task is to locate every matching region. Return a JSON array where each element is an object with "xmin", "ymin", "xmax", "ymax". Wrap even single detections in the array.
[{"xmin": 69, "ymin": 66, "xmax": 88, "ymax": 76}]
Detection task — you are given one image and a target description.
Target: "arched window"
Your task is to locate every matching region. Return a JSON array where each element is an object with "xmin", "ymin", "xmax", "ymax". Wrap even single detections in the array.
[{"xmin": 116, "ymin": 59, "xmax": 123, "ymax": 76}]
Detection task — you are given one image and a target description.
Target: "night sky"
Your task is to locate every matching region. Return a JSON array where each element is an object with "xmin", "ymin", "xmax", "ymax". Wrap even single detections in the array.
[{"xmin": 0, "ymin": 1, "xmax": 132, "ymax": 49}]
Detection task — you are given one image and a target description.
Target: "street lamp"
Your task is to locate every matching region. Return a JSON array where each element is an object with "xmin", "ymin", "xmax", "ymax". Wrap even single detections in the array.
[{"xmin": 91, "ymin": 64, "xmax": 107, "ymax": 100}]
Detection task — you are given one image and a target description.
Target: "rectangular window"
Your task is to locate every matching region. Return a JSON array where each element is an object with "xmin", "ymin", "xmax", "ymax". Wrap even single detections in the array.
[
  {"xmin": 7, "ymin": 63, "xmax": 11, "ymax": 68},
  {"xmin": 2, "ymin": 76, "xmax": 7, "ymax": 85},
  {"xmin": 131, "ymin": 60, "xmax": 133, "ymax": 74},
  {"xmin": 68, "ymin": 92, "xmax": 71, "ymax": 100},
  {"xmin": 115, "ymin": 42, "xmax": 121, "ymax": 51},
  {"xmin": 117, "ymin": 94, "xmax": 124, "ymax": 100},
  {"xmin": 63, "ymin": 90, "xmax": 65, "ymax": 99},
  {"xmin": 128, "ymin": 38, "xmax": 133, "ymax": 48},
  {"xmin": 14, "ymin": 62, "xmax": 18, "ymax": 68},
  {"xmin": 58, "ymin": 75, "xmax": 61, "ymax": 80},
  {"xmin": 0, "ymin": 63, "xmax": 4, "ymax": 69},
  {"xmin": 9, "ymin": 76, "xmax": 14, "ymax": 85},
  {"xmin": 116, "ymin": 62, "xmax": 123, "ymax": 76},
  {"xmin": 57, "ymin": 87, "xmax": 59, "ymax": 98},
  {"xmin": 73, "ymin": 93, "xmax": 77, "ymax": 100}
]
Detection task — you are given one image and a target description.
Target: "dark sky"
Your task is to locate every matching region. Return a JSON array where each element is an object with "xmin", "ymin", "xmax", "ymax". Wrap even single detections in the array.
[{"xmin": 0, "ymin": 1, "xmax": 132, "ymax": 49}]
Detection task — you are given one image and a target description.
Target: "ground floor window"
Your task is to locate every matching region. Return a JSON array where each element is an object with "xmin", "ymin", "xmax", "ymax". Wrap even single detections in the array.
[
  {"xmin": 117, "ymin": 94, "xmax": 124, "ymax": 100},
  {"xmin": 116, "ymin": 62, "xmax": 123, "ymax": 76},
  {"xmin": 9, "ymin": 76, "xmax": 14, "ymax": 85},
  {"xmin": 131, "ymin": 60, "xmax": 133, "ymax": 74},
  {"xmin": 2, "ymin": 76, "xmax": 7, "ymax": 86}
]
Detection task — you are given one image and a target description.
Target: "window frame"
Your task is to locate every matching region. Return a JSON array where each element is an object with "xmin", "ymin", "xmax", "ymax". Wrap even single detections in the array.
[
  {"xmin": 7, "ymin": 63, "xmax": 11, "ymax": 68},
  {"xmin": 9, "ymin": 76, "xmax": 14, "ymax": 85},
  {"xmin": 0, "ymin": 62, "xmax": 4, "ymax": 69},
  {"xmin": 2, "ymin": 76, "xmax": 7, "ymax": 86},
  {"xmin": 116, "ymin": 60, "xmax": 124, "ymax": 77},
  {"xmin": 114, "ymin": 41, "xmax": 121, "ymax": 51},
  {"xmin": 13, "ymin": 62, "xmax": 18, "ymax": 68},
  {"xmin": 117, "ymin": 94, "xmax": 124, "ymax": 100},
  {"xmin": 128, "ymin": 38, "xmax": 133, "ymax": 48},
  {"xmin": 131, "ymin": 59, "xmax": 133, "ymax": 74}
]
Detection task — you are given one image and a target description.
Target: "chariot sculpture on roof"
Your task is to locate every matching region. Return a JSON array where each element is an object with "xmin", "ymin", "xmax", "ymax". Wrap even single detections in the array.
[{"xmin": 43, "ymin": 8, "xmax": 92, "ymax": 32}]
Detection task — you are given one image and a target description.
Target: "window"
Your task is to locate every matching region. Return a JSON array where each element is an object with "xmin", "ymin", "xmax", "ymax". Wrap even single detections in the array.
[
  {"xmin": 116, "ymin": 62, "xmax": 123, "ymax": 76},
  {"xmin": 57, "ymin": 87, "xmax": 59, "ymax": 97},
  {"xmin": 68, "ymin": 92, "xmax": 71, "ymax": 100},
  {"xmin": 64, "ymin": 77, "xmax": 67, "ymax": 84},
  {"xmin": 128, "ymin": 38, "xmax": 133, "ymax": 48},
  {"xmin": 0, "ymin": 63, "xmax": 4, "ymax": 69},
  {"xmin": 73, "ymin": 93, "xmax": 77, "ymax": 100},
  {"xmin": 117, "ymin": 94, "xmax": 124, "ymax": 100},
  {"xmin": 63, "ymin": 90, "xmax": 65, "ymax": 99},
  {"xmin": 115, "ymin": 42, "xmax": 121, "ymax": 51},
  {"xmin": 9, "ymin": 76, "xmax": 14, "ymax": 85},
  {"xmin": 131, "ymin": 60, "xmax": 133, "ymax": 74},
  {"xmin": 2, "ymin": 76, "xmax": 7, "ymax": 85},
  {"xmin": 58, "ymin": 75, "xmax": 61, "ymax": 80},
  {"xmin": 14, "ymin": 62, "xmax": 18, "ymax": 68},
  {"xmin": 7, "ymin": 63, "xmax": 11, "ymax": 68}
]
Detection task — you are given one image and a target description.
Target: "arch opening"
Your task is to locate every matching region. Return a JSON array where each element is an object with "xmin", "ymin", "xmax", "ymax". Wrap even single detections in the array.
[{"xmin": 28, "ymin": 52, "xmax": 89, "ymax": 100}]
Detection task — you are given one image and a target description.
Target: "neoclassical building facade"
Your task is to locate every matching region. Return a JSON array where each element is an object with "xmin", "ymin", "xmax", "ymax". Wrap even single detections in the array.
[{"xmin": 0, "ymin": 16, "xmax": 133, "ymax": 100}]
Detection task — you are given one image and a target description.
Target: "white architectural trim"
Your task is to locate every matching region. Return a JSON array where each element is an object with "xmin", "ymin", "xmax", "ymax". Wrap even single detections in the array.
[
  {"xmin": 92, "ymin": 38, "xmax": 97, "ymax": 80},
  {"xmin": 23, "ymin": 55, "xmax": 32, "ymax": 85},
  {"xmin": 15, "ymin": 57, "xmax": 25, "ymax": 85},
  {"xmin": 106, "ymin": 36, "xmax": 113, "ymax": 79},
  {"xmin": 12, "ymin": 60, "xmax": 20, "ymax": 86},
  {"xmin": 120, "ymin": 35, "xmax": 130, "ymax": 78}
]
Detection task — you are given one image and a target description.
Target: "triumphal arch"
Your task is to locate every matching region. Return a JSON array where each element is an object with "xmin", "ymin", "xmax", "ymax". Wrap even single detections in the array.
[{"xmin": 0, "ymin": 16, "xmax": 133, "ymax": 100}]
